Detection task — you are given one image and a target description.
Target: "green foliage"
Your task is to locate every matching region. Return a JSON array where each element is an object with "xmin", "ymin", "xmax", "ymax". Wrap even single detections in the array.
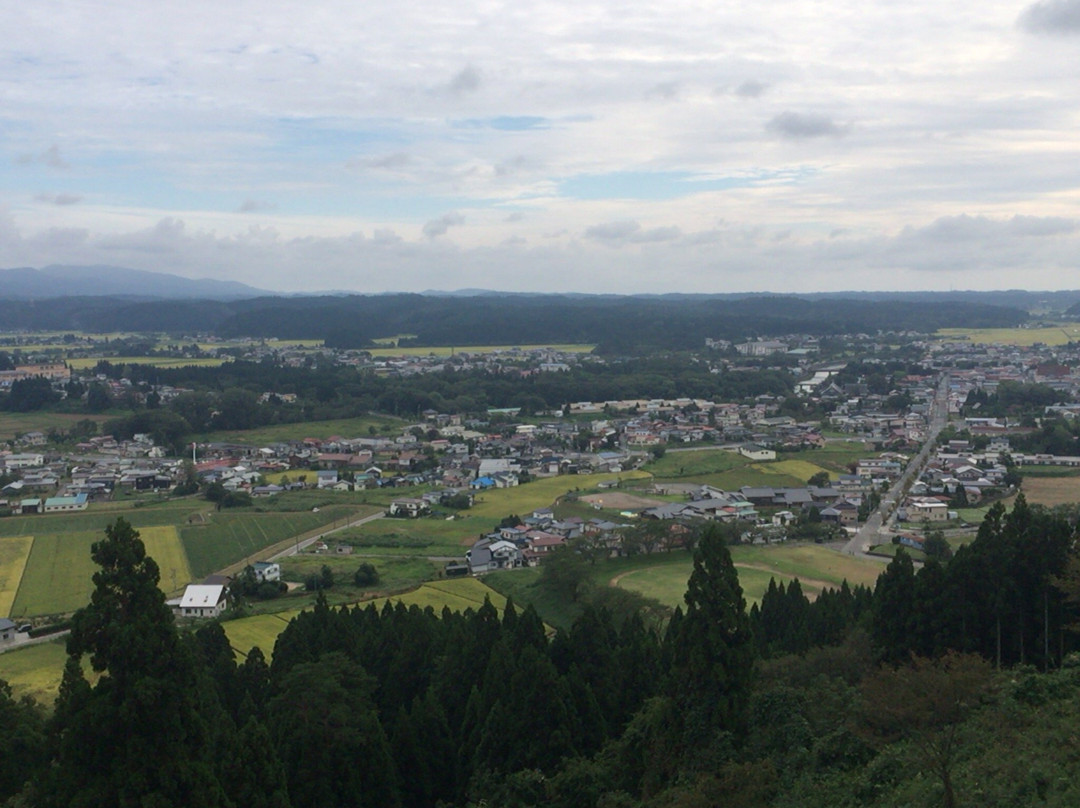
[{"xmin": 353, "ymin": 562, "xmax": 380, "ymax": 587}]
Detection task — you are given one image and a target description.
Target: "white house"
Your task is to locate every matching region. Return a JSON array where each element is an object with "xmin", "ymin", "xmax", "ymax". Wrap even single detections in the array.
[{"xmin": 175, "ymin": 584, "xmax": 228, "ymax": 618}]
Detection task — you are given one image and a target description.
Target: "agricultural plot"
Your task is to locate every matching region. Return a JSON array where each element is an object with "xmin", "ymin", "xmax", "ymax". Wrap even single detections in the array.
[
  {"xmin": 0, "ymin": 535, "xmax": 34, "ymax": 617},
  {"xmin": 0, "ymin": 500, "xmax": 207, "ymax": 540},
  {"xmin": 0, "ymin": 640, "xmax": 81, "ymax": 706},
  {"xmin": 366, "ymin": 343, "xmax": 595, "ymax": 358},
  {"xmin": 137, "ymin": 526, "xmax": 192, "ymax": 596},
  {"xmin": 937, "ymin": 324, "xmax": 1080, "ymax": 347},
  {"xmin": 342, "ymin": 515, "xmax": 485, "ymax": 554},
  {"xmin": 202, "ymin": 414, "xmax": 407, "ymax": 443},
  {"xmin": 763, "ymin": 459, "xmax": 833, "ymax": 483},
  {"xmin": 0, "ymin": 412, "xmax": 112, "ymax": 441},
  {"xmin": 180, "ymin": 506, "xmax": 355, "ymax": 577},
  {"xmin": 10, "ymin": 531, "xmax": 101, "ymax": 618},
  {"xmin": 1022, "ymin": 476, "xmax": 1080, "ymax": 507},
  {"xmin": 608, "ymin": 543, "xmax": 884, "ymax": 609},
  {"xmin": 66, "ymin": 356, "xmax": 228, "ymax": 369},
  {"xmin": 467, "ymin": 471, "xmax": 650, "ymax": 520},
  {"xmin": 277, "ymin": 555, "xmax": 436, "ymax": 591}
]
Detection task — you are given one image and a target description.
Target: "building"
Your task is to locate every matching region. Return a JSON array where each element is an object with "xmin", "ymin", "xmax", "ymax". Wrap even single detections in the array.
[{"xmin": 174, "ymin": 584, "xmax": 228, "ymax": 619}]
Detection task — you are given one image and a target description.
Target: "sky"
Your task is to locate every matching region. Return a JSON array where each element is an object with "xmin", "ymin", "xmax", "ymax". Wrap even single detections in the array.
[{"xmin": 3, "ymin": 0, "xmax": 1080, "ymax": 294}]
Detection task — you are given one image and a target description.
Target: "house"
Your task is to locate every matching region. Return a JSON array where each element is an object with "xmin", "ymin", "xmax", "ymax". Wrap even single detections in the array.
[
  {"xmin": 175, "ymin": 584, "xmax": 228, "ymax": 618},
  {"xmin": 0, "ymin": 618, "xmax": 15, "ymax": 644},
  {"xmin": 388, "ymin": 498, "xmax": 430, "ymax": 518},
  {"xmin": 739, "ymin": 444, "xmax": 776, "ymax": 461},
  {"xmin": 252, "ymin": 562, "xmax": 280, "ymax": 583},
  {"xmin": 466, "ymin": 538, "xmax": 523, "ymax": 574},
  {"xmin": 43, "ymin": 493, "xmax": 89, "ymax": 513}
]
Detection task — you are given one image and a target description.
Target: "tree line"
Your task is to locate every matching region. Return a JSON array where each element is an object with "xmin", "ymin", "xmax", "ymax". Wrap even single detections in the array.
[{"xmin": 4, "ymin": 499, "xmax": 1080, "ymax": 806}]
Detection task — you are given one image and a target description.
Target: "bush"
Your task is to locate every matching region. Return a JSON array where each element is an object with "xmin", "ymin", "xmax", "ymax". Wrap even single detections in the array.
[{"xmin": 353, "ymin": 562, "xmax": 381, "ymax": 587}]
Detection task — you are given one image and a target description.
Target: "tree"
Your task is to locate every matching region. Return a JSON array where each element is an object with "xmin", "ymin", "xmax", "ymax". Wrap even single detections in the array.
[
  {"xmin": 858, "ymin": 652, "xmax": 994, "ymax": 808},
  {"xmin": 808, "ymin": 471, "xmax": 831, "ymax": 488},
  {"xmin": 666, "ymin": 523, "xmax": 755, "ymax": 765},
  {"xmin": 354, "ymin": 562, "xmax": 380, "ymax": 587},
  {"xmin": 40, "ymin": 518, "xmax": 228, "ymax": 807}
]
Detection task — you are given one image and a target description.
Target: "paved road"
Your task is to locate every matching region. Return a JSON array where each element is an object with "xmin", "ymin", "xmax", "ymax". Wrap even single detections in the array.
[
  {"xmin": 268, "ymin": 510, "xmax": 386, "ymax": 561},
  {"xmin": 842, "ymin": 372, "xmax": 950, "ymax": 555}
]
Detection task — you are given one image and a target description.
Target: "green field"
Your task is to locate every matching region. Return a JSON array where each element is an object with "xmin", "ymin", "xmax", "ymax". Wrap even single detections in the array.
[
  {"xmin": 277, "ymin": 555, "xmax": 437, "ymax": 591},
  {"xmin": 0, "ymin": 640, "xmax": 83, "ymax": 706},
  {"xmin": 0, "ymin": 535, "xmax": 34, "ymax": 617},
  {"xmin": 66, "ymin": 356, "xmax": 229, "ymax": 369},
  {"xmin": 0, "ymin": 412, "xmax": 113, "ymax": 441},
  {"xmin": 643, "ymin": 446, "xmax": 866, "ymax": 491},
  {"xmin": 366, "ymin": 343, "xmax": 595, "ymax": 357},
  {"xmin": 468, "ymin": 471, "xmax": 650, "ymax": 520},
  {"xmin": 608, "ymin": 544, "xmax": 882, "ymax": 607},
  {"xmin": 138, "ymin": 526, "xmax": 193, "ymax": 596},
  {"xmin": 180, "ymin": 506, "xmax": 357, "ymax": 578},
  {"xmin": 10, "ymin": 532, "xmax": 100, "ymax": 618},
  {"xmin": 338, "ymin": 516, "xmax": 483, "ymax": 556},
  {"xmin": 937, "ymin": 324, "xmax": 1080, "ymax": 347},
  {"xmin": 487, "ymin": 542, "xmax": 886, "ymax": 630},
  {"xmin": 200, "ymin": 414, "xmax": 407, "ymax": 443}
]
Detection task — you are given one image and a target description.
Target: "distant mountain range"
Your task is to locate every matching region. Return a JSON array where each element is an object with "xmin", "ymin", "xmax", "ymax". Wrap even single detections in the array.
[{"xmin": 0, "ymin": 265, "xmax": 268, "ymax": 300}]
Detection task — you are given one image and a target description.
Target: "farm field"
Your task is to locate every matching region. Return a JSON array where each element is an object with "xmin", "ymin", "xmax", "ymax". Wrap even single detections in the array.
[
  {"xmin": 200, "ymin": 414, "xmax": 407, "ymax": 443},
  {"xmin": 0, "ymin": 412, "xmax": 112, "ymax": 441},
  {"xmin": 643, "ymin": 445, "xmax": 867, "ymax": 490},
  {"xmin": 138, "ymin": 526, "xmax": 192, "ymax": 596},
  {"xmin": 0, "ymin": 535, "xmax": 34, "ymax": 617},
  {"xmin": 180, "ymin": 506, "xmax": 358, "ymax": 578},
  {"xmin": 66, "ymin": 356, "xmax": 229, "ymax": 369},
  {"xmin": 338, "ymin": 516, "xmax": 483, "ymax": 555},
  {"xmin": 0, "ymin": 640, "xmax": 82, "ymax": 706},
  {"xmin": 937, "ymin": 324, "xmax": 1080, "ymax": 347},
  {"xmin": 277, "ymin": 555, "xmax": 437, "ymax": 592},
  {"xmin": 0, "ymin": 497, "xmax": 366, "ymax": 617},
  {"xmin": 467, "ymin": 471, "xmax": 650, "ymax": 520},
  {"xmin": 366, "ymin": 343, "xmax": 595, "ymax": 357},
  {"xmin": 1022, "ymin": 476, "xmax": 1080, "ymax": 507},
  {"xmin": 607, "ymin": 543, "xmax": 883, "ymax": 608}
]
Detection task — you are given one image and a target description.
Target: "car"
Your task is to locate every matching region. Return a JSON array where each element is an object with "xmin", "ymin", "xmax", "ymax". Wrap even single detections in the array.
[{"xmin": 16, "ymin": 624, "xmax": 31, "ymax": 633}]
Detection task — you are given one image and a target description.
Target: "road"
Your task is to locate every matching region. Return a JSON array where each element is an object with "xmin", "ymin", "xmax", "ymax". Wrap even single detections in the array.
[
  {"xmin": 268, "ymin": 510, "xmax": 386, "ymax": 561},
  {"xmin": 842, "ymin": 372, "xmax": 950, "ymax": 555}
]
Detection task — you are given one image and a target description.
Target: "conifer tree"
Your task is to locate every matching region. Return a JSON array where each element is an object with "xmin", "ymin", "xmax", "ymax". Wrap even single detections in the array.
[
  {"xmin": 40, "ymin": 518, "xmax": 228, "ymax": 807},
  {"xmin": 666, "ymin": 523, "xmax": 755, "ymax": 761}
]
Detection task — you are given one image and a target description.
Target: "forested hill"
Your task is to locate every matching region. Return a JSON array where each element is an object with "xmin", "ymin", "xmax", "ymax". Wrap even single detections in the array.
[{"xmin": 0, "ymin": 293, "xmax": 1026, "ymax": 349}]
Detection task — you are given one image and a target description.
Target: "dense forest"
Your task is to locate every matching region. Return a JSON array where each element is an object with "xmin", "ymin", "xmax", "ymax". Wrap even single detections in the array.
[
  {"xmin": 0, "ymin": 294, "xmax": 1026, "ymax": 350},
  {"xmin": 5, "ymin": 498, "xmax": 1080, "ymax": 807}
]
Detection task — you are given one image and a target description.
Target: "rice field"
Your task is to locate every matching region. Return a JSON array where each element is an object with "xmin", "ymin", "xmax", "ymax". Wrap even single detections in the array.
[
  {"xmin": 0, "ymin": 640, "xmax": 84, "ymax": 707},
  {"xmin": 467, "ymin": 471, "xmax": 651, "ymax": 519},
  {"xmin": 367, "ymin": 343, "xmax": 595, "ymax": 357},
  {"xmin": 10, "ymin": 531, "xmax": 101, "ymax": 618},
  {"xmin": 66, "ymin": 356, "xmax": 229, "ymax": 369},
  {"xmin": 0, "ymin": 535, "xmax": 34, "ymax": 617},
  {"xmin": 937, "ymin": 324, "xmax": 1080, "ymax": 347}
]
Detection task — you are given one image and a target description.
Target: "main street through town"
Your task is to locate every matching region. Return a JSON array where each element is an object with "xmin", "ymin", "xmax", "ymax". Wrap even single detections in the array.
[{"xmin": 842, "ymin": 372, "xmax": 951, "ymax": 556}]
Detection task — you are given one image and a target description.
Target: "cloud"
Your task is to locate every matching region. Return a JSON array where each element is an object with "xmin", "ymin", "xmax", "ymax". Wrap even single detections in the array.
[
  {"xmin": 365, "ymin": 152, "xmax": 412, "ymax": 170},
  {"xmin": 423, "ymin": 211, "xmax": 465, "ymax": 239},
  {"xmin": 1019, "ymin": 0, "xmax": 1080, "ymax": 33},
  {"xmin": 584, "ymin": 220, "xmax": 682, "ymax": 245},
  {"xmin": 646, "ymin": 81, "xmax": 679, "ymax": 100},
  {"xmin": 236, "ymin": 199, "xmax": 276, "ymax": 213},
  {"xmin": 447, "ymin": 64, "xmax": 481, "ymax": 95},
  {"xmin": 35, "ymin": 193, "xmax": 82, "ymax": 206},
  {"xmin": 766, "ymin": 112, "xmax": 847, "ymax": 138},
  {"xmin": 15, "ymin": 144, "xmax": 69, "ymax": 169},
  {"xmin": 734, "ymin": 80, "xmax": 768, "ymax": 98}
]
